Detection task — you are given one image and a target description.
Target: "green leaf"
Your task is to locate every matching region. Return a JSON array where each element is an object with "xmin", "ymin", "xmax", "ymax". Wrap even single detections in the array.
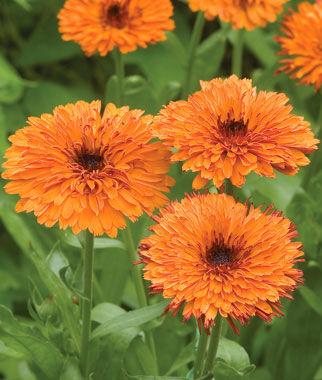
[
  {"xmin": 0, "ymin": 306, "xmax": 64, "ymax": 379},
  {"xmin": 91, "ymin": 300, "xmax": 169, "ymax": 340},
  {"xmin": 123, "ymin": 373, "xmax": 213, "ymax": 380},
  {"xmin": 125, "ymin": 336, "xmax": 158, "ymax": 376},
  {"xmin": 61, "ymin": 230, "xmax": 125, "ymax": 250},
  {"xmin": 0, "ymin": 53, "xmax": 24, "ymax": 104},
  {"xmin": 165, "ymin": 341, "xmax": 195, "ymax": 375},
  {"xmin": 124, "ymin": 44, "xmax": 185, "ymax": 96},
  {"xmin": 299, "ymin": 286, "xmax": 322, "ymax": 316},
  {"xmin": 60, "ymin": 359, "xmax": 83, "ymax": 380},
  {"xmin": 161, "ymin": 32, "xmax": 187, "ymax": 68},
  {"xmin": 19, "ymin": 14, "xmax": 80, "ymax": 66},
  {"xmin": 191, "ymin": 29, "xmax": 227, "ymax": 92},
  {"xmin": 90, "ymin": 303, "xmax": 139, "ymax": 380},
  {"xmin": 0, "ymin": 187, "xmax": 58, "ymax": 258},
  {"xmin": 243, "ymin": 28, "xmax": 277, "ymax": 67},
  {"xmin": 105, "ymin": 75, "xmax": 159, "ymax": 114},
  {"xmin": 214, "ymin": 337, "xmax": 254, "ymax": 378},
  {"xmin": 23, "ymin": 80, "xmax": 95, "ymax": 116}
]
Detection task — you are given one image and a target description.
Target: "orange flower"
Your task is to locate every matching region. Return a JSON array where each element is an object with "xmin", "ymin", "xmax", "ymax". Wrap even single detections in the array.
[
  {"xmin": 139, "ymin": 193, "xmax": 304, "ymax": 334},
  {"xmin": 153, "ymin": 75, "xmax": 319, "ymax": 189},
  {"xmin": 275, "ymin": 1, "xmax": 322, "ymax": 91},
  {"xmin": 2, "ymin": 101, "xmax": 175, "ymax": 237},
  {"xmin": 58, "ymin": 0, "xmax": 175, "ymax": 56},
  {"xmin": 187, "ymin": 0, "xmax": 287, "ymax": 30}
]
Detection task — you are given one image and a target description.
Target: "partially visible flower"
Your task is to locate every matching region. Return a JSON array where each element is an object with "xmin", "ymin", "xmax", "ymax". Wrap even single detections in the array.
[
  {"xmin": 153, "ymin": 75, "xmax": 318, "ymax": 189},
  {"xmin": 2, "ymin": 101, "xmax": 175, "ymax": 237},
  {"xmin": 187, "ymin": 0, "xmax": 287, "ymax": 30},
  {"xmin": 276, "ymin": 1, "xmax": 322, "ymax": 91},
  {"xmin": 139, "ymin": 193, "xmax": 304, "ymax": 334},
  {"xmin": 58, "ymin": 0, "xmax": 175, "ymax": 56}
]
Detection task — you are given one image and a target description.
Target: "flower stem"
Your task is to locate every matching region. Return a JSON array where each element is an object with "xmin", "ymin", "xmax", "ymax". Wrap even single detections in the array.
[
  {"xmin": 182, "ymin": 11, "xmax": 206, "ymax": 99},
  {"xmin": 113, "ymin": 48, "xmax": 125, "ymax": 107},
  {"xmin": 80, "ymin": 230, "xmax": 95, "ymax": 380},
  {"xmin": 203, "ymin": 314, "xmax": 223, "ymax": 375},
  {"xmin": 302, "ymin": 102, "xmax": 322, "ymax": 189},
  {"xmin": 193, "ymin": 325, "xmax": 209, "ymax": 379},
  {"xmin": 231, "ymin": 29, "xmax": 244, "ymax": 77},
  {"xmin": 124, "ymin": 223, "xmax": 158, "ymax": 373}
]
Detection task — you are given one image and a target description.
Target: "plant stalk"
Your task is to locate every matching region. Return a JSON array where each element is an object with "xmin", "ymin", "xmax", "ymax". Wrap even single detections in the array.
[
  {"xmin": 182, "ymin": 11, "xmax": 206, "ymax": 99},
  {"xmin": 124, "ymin": 223, "xmax": 158, "ymax": 373},
  {"xmin": 231, "ymin": 29, "xmax": 244, "ymax": 77},
  {"xmin": 113, "ymin": 48, "xmax": 125, "ymax": 107},
  {"xmin": 302, "ymin": 103, "xmax": 322, "ymax": 189},
  {"xmin": 193, "ymin": 325, "xmax": 209, "ymax": 379},
  {"xmin": 80, "ymin": 230, "xmax": 95, "ymax": 379},
  {"xmin": 203, "ymin": 314, "xmax": 223, "ymax": 376}
]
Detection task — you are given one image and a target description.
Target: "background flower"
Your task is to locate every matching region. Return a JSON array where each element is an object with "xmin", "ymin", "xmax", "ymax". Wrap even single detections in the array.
[
  {"xmin": 139, "ymin": 193, "xmax": 304, "ymax": 333},
  {"xmin": 58, "ymin": 0, "xmax": 175, "ymax": 56},
  {"xmin": 187, "ymin": 0, "xmax": 287, "ymax": 30},
  {"xmin": 2, "ymin": 101, "xmax": 175, "ymax": 236},
  {"xmin": 153, "ymin": 75, "xmax": 319, "ymax": 188},
  {"xmin": 276, "ymin": 1, "xmax": 322, "ymax": 91}
]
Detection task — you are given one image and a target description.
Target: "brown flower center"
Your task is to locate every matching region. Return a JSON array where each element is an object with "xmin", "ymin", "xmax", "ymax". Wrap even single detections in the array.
[
  {"xmin": 218, "ymin": 117, "xmax": 248, "ymax": 137},
  {"xmin": 78, "ymin": 154, "xmax": 104, "ymax": 172},
  {"xmin": 206, "ymin": 242, "xmax": 234, "ymax": 266},
  {"xmin": 105, "ymin": 3, "xmax": 129, "ymax": 29}
]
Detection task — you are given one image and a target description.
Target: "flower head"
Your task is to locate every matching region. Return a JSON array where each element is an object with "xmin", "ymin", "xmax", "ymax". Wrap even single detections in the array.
[
  {"xmin": 2, "ymin": 101, "xmax": 175, "ymax": 237},
  {"xmin": 153, "ymin": 75, "xmax": 318, "ymax": 189},
  {"xmin": 276, "ymin": 1, "xmax": 322, "ymax": 91},
  {"xmin": 58, "ymin": 0, "xmax": 175, "ymax": 56},
  {"xmin": 187, "ymin": 0, "xmax": 287, "ymax": 30},
  {"xmin": 139, "ymin": 193, "xmax": 304, "ymax": 333}
]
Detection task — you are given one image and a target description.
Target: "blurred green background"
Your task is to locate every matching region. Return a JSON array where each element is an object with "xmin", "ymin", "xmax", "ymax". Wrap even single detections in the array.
[{"xmin": 0, "ymin": 0, "xmax": 322, "ymax": 379}]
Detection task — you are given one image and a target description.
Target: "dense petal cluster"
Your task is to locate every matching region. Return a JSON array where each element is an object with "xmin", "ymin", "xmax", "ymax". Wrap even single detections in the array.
[
  {"xmin": 276, "ymin": 1, "xmax": 322, "ymax": 91},
  {"xmin": 58, "ymin": 0, "xmax": 175, "ymax": 56},
  {"xmin": 153, "ymin": 75, "xmax": 318, "ymax": 189},
  {"xmin": 139, "ymin": 193, "xmax": 304, "ymax": 333},
  {"xmin": 2, "ymin": 101, "xmax": 175, "ymax": 237},
  {"xmin": 187, "ymin": 0, "xmax": 287, "ymax": 30}
]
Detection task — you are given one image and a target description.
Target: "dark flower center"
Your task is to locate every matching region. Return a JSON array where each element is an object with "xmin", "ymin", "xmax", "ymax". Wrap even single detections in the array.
[
  {"xmin": 218, "ymin": 117, "xmax": 248, "ymax": 137},
  {"xmin": 78, "ymin": 154, "xmax": 103, "ymax": 172},
  {"xmin": 206, "ymin": 243, "xmax": 233, "ymax": 266},
  {"xmin": 106, "ymin": 3, "xmax": 129, "ymax": 29}
]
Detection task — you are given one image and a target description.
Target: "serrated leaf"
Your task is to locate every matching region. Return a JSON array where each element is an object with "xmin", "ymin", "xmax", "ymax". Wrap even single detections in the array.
[{"xmin": 91, "ymin": 300, "xmax": 169, "ymax": 340}]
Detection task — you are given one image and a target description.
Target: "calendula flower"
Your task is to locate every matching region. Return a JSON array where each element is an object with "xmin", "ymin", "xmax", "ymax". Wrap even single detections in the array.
[
  {"xmin": 153, "ymin": 75, "xmax": 318, "ymax": 189},
  {"xmin": 2, "ymin": 101, "xmax": 175, "ymax": 237},
  {"xmin": 276, "ymin": 1, "xmax": 322, "ymax": 91},
  {"xmin": 187, "ymin": 0, "xmax": 287, "ymax": 30},
  {"xmin": 58, "ymin": 0, "xmax": 175, "ymax": 56},
  {"xmin": 139, "ymin": 193, "xmax": 304, "ymax": 334}
]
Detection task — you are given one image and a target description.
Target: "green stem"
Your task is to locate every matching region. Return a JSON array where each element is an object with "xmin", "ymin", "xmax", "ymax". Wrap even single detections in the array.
[
  {"xmin": 203, "ymin": 314, "xmax": 223, "ymax": 376},
  {"xmin": 124, "ymin": 224, "xmax": 158, "ymax": 373},
  {"xmin": 182, "ymin": 12, "xmax": 206, "ymax": 99},
  {"xmin": 302, "ymin": 102, "xmax": 322, "ymax": 189},
  {"xmin": 193, "ymin": 325, "xmax": 209, "ymax": 379},
  {"xmin": 113, "ymin": 48, "xmax": 125, "ymax": 107},
  {"xmin": 80, "ymin": 230, "xmax": 95, "ymax": 380},
  {"xmin": 231, "ymin": 29, "xmax": 244, "ymax": 77}
]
